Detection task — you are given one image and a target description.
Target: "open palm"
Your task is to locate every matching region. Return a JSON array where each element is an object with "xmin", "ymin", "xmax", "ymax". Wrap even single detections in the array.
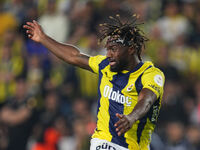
[{"xmin": 23, "ymin": 20, "xmax": 45, "ymax": 43}]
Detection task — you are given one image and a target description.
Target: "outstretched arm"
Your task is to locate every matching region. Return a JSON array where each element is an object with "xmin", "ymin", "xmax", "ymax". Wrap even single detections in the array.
[
  {"xmin": 114, "ymin": 88, "xmax": 157, "ymax": 136},
  {"xmin": 23, "ymin": 20, "xmax": 92, "ymax": 71}
]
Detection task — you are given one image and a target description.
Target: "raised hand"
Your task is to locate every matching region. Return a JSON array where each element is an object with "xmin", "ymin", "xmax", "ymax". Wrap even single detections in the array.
[
  {"xmin": 23, "ymin": 20, "xmax": 45, "ymax": 43},
  {"xmin": 114, "ymin": 113, "xmax": 134, "ymax": 136}
]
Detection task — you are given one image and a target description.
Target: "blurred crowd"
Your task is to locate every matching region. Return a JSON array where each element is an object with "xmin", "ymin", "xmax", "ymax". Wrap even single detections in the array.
[{"xmin": 0, "ymin": 0, "xmax": 200, "ymax": 150}]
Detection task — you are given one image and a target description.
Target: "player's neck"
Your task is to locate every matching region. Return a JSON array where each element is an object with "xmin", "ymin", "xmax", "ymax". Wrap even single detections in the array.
[{"xmin": 126, "ymin": 56, "xmax": 141, "ymax": 71}]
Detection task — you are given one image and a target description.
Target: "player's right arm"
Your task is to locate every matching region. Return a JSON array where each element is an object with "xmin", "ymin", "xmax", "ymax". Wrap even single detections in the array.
[{"xmin": 23, "ymin": 20, "xmax": 92, "ymax": 71}]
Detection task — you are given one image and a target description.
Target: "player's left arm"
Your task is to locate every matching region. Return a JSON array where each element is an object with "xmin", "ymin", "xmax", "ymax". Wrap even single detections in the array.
[
  {"xmin": 115, "ymin": 69, "xmax": 165, "ymax": 136},
  {"xmin": 114, "ymin": 88, "xmax": 157, "ymax": 136}
]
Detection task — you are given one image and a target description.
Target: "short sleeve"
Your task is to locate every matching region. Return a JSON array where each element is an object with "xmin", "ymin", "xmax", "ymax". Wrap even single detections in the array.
[
  {"xmin": 141, "ymin": 67, "xmax": 165, "ymax": 98},
  {"xmin": 89, "ymin": 55, "xmax": 107, "ymax": 74}
]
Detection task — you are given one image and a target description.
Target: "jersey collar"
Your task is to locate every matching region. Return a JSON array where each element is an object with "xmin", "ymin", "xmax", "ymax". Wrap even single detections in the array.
[{"xmin": 121, "ymin": 61, "xmax": 144, "ymax": 74}]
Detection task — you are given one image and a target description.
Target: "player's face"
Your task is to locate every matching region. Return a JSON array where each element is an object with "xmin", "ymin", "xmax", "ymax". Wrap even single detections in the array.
[{"xmin": 106, "ymin": 42, "xmax": 129, "ymax": 72}]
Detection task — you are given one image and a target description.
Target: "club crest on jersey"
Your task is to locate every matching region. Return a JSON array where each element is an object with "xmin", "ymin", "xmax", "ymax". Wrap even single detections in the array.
[
  {"xmin": 103, "ymin": 85, "xmax": 132, "ymax": 106},
  {"xmin": 127, "ymin": 84, "xmax": 134, "ymax": 92}
]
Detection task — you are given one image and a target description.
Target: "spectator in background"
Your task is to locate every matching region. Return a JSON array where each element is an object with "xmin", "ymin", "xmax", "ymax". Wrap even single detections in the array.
[
  {"xmin": 150, "ymin": 132, "xmax": 165, "ymax": 150},
  {"xmin": 3, "ymin": 0, "xmax": 27, "ymax": 23},
  {"xmin": 31, "ymin": 126, "xmax": 60, "ymax": 150},
  {"xmin": 1, "ymin": 29, "xmax": 25, "ymax": 57},
  {"xmin": 39, "ymin": 0, "xmax": 70, "ymax": 43},
  {"xmin": 29, "ymin": 91, "xmax": 61, "ymax": 150},
  {"xmin": 152, "ymin": 2, "xmax": 190, "ymax": 44},
  {"xmin": 187, "ymin": 9, "xmax": 200, "ymax": 48},
  {"xmin": 0, "ymin": 78, "xmax": 38, "ymax": 150},
  {"xmin": 72, "ymin": 97, "xmax": 96, "ymax": 135},
  {"xmin": 190, "ymin": 81, "xmax": 200, "ymax": 124},
  {"xmin": 158, "ymin": 79, "xmax": 188, "ymax": 127},
  {"xmin": 126, "ymin": 0, "xmax": 150, "ymax": 21},
  {"xmin": 0, "ymin": 34, "xmax": 26, "ymax": 103},
  {"xmin": 164, "ymin": 121, "xmax": 192, "ymax": 150},
  {"xmin": 0, "ymin": 1, "xmax": 18, "ymax": 39},
  {"xmin": 186, "ymin": 124, "xmax": 200, "ymax": 150},
  {"xmin": 182, "ymin": 2, "xmax": 196, "ymax": 24},
  {"xmin": 39, "ymin": 91, "xmax": 61, "ymax": 129},
  {"xmin": 56, "ymin": 116, "xmax": 75, "ymax": 150},
  {"xmin": 73, "ymin": 118, "xmax": 90, "ymax": 150},
  {"xmin": 26, "ymin": 54, "xmax": 43, "ymax": 96}
]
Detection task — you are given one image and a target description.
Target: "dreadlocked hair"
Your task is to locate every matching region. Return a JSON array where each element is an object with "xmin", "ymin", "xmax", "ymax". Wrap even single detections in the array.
[{"xmin": 99, "ymin": 14, "xmax": 148, "ymax": 61}]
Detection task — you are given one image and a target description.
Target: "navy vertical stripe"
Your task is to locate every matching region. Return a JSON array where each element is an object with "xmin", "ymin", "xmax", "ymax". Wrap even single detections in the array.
[
  {"xmin": 96, "ymin": 58, "xmax": 109, "ymax": 130},
  {"xmin": 109, "ymin": 72, "xmax": 130, "ymax": 148},
  {"xmin": 137, "ymin": 116, "xmax": 147, "ymax": 143},
  {"xmin": 135, "ymin": 74, "xmax": 143, "ymax": 94},
  {"xmin": 135, "ymin": 65, "xmax": 152, "ymax": 143},
  {"xmin": 135, "ymin": 65, "xmax": 152, "ymax": 94}
]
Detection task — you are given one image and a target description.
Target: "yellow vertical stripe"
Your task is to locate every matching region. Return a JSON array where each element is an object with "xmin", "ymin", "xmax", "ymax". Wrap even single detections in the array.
[
  {"xmin": 92, "ymin": 66, "xmax": 114, "ymax": 141},
  {"xmin": 139, "ymin": 119, "xmax": 155, "ymax": 150},
  {"xmin": 122, "ymin": 76, "xmax": 140, "ymax": 150}
]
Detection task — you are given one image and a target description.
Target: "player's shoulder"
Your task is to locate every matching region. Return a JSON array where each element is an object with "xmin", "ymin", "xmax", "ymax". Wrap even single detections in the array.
[
  {"xmin": 89, "ymin": 55, "xmax": 107, "ymax": 64},
  {"xmin": 90, "ymin": 55, "xmax": 107, "ymax": 60},
  {"xmin": 142, "ymin": 61, "xmax": 165, "ymax": 90},
  {"xmin": 143, "ymin": 61, "xmax": 164, "ymax": 75},
  {"xmin": 89, "ymin": 55, "xmax": 108, "ymax": 73}
]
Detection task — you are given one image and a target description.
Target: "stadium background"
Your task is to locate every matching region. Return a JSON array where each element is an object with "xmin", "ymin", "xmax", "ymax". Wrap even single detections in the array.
[{"xmin": 0, "ymin": 0, "xmax": 200, "ymax": 150}]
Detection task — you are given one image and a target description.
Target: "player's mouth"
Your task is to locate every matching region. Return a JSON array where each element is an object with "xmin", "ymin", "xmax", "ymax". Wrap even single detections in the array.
[{"xmin": 109, "ymin": 60, "xmax": 116, "ymax": 67}]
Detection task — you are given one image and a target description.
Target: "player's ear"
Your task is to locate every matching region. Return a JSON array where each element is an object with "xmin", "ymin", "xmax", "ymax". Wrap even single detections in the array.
[{"xmin": 128, "ymin": 46, "xmax": 135, "ymax": 55}]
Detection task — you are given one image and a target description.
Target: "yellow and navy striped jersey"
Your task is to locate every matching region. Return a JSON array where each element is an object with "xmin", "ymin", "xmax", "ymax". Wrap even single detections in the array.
[{"xmin": 89, "ymin": 55, "xmax": 165, "ymax": 150}]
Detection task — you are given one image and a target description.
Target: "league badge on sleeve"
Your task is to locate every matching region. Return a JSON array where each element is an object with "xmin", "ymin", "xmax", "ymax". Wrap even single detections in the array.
[{"xmin": 154, "ymin": 75, "xmax": 163, "ymax": 86}]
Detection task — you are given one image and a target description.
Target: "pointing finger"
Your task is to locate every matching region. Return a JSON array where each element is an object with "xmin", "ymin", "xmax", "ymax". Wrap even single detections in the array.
[
  {"xmin": 26, "ymin": 22, "xmax": 36, "ymax": 29},
  {"xmin": 116, "ymin": 113, "xmax": 123, "ymax": 119},
  {"xmin": 23, "ymin": 25, "xmax": 34, "ymax": 30}
]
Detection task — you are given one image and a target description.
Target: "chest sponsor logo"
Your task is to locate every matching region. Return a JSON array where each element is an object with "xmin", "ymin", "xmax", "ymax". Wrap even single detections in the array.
[{"xmin": 103, "ymin": 85, "xmax": 132, "ymax": 106}]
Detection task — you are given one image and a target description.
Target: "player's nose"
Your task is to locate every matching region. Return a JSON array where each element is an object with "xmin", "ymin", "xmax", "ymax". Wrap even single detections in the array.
[{"xmin": 106, "ymin": 49, "xmax": 112, "ymax": 58}]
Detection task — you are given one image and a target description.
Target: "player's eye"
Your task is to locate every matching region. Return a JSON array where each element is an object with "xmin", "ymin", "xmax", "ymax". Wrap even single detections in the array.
[{"xmin": 111, "ymin": 46, "xmax": 118, "ymax": 52}]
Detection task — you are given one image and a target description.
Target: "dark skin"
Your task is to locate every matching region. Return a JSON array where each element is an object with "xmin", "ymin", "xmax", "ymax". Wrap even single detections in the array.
[
  {"xmin": 23, "ymin": 20, "xmax": 157, "ymax": 136},
  {"xmin": 105, "ymin": 39, "xmax": 139, "ymax": 72}
]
